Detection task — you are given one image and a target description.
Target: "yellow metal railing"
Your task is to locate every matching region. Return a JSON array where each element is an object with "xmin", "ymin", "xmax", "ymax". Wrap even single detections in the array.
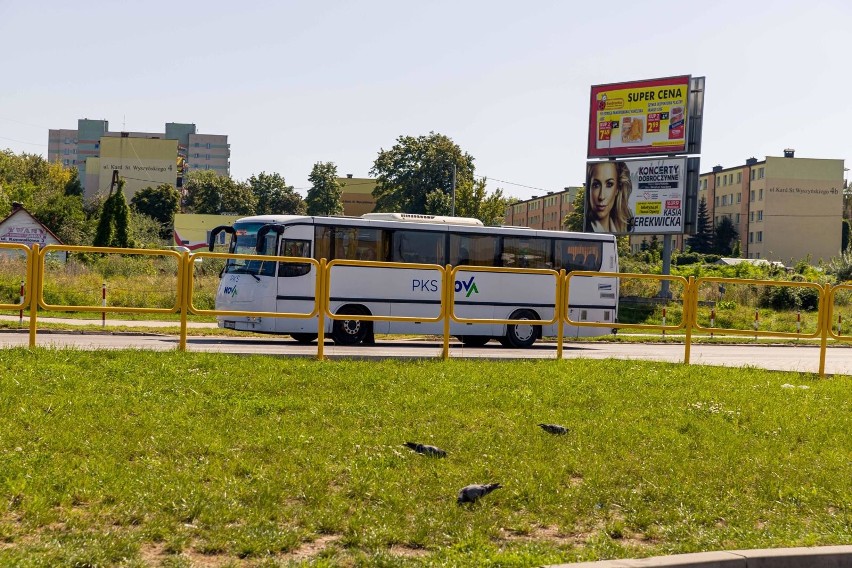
[{"xmin": 6, "ymin": 246, "xmax": 852, "ymax": 375}]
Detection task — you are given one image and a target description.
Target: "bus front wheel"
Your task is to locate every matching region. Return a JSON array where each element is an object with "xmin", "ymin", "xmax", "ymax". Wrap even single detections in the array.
[
  {"xmin": 331, "ymin": 306, "xmax": 371, "ymax": 346},
  {"xmin": 504, "ymin": 309, "xmax": 539, "ymax": 348}
]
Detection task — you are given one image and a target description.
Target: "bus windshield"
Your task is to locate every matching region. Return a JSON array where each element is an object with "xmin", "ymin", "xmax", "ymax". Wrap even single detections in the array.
[{"xmin": 223, "ymin": 222, "xmax": 277, "ymax": 277}]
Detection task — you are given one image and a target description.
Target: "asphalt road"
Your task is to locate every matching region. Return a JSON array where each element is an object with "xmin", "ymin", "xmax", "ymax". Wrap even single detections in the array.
[{"xmin": 0, "ymin": 323, "xmax": 849, "ymax": 375}]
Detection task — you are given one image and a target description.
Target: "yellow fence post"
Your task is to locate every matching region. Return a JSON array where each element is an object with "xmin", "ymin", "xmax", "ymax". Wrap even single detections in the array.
[
  {"xmin": 556, "ymin": 269, "xmax": 565, "ymax": 360},
  {"xmin": 818, "ymin": 282, "xmax": 830, "ymax": 377},
  {"xmin": 178, "ymin": 250, "xmax": 189, "ymax": 352},
  {"xmin": 683, "ymin": 276, "xmax": 694, "ymax": 365},
  {"xmin": 442, "ymin": 264, "xmax": 451, "ymax": 360},
  {"xmin": 316, "ymin": 258, "xmax": 326, "ymax": 361},
  {"xmin": 28, "ymin": 244, "xmax": 39, "ymax": 348}
]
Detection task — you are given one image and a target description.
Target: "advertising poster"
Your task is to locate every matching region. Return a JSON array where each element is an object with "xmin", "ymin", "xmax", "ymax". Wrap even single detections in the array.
[
  {"xmin": 588, "ymin": 76, "xmax": 690, "ymax": 158},
  {"xmin": 584, "ymin": 158, "xmax": 687, "ymax": 235}
]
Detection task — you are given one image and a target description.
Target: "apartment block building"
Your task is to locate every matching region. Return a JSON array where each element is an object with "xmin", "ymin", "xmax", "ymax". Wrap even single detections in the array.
[
  {"xmin": 48, "ymin": 118, "xmax": 229, "ymax": 198},
  {"xmin": 503, "ymin": 187, "xmax": 581, "ymax": 230},
  {"xmin": 699, "ymin": 152, "xmax": 845, "ymax": 263}
]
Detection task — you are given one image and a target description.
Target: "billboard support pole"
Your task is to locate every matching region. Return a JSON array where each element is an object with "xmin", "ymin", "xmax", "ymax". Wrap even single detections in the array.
[{"xmin": 659, "ymin": 234, "xmax": 672, "ymax": 298}]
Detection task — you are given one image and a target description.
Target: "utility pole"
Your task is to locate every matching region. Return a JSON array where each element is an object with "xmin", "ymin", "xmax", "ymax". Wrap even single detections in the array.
[
  {"xmin": 451, "ymin": 164, "xmax": 457, "ymax": 217},
  {"xmin": 109, "ymin": 169, "xmax": 120, "ymax": 197}
]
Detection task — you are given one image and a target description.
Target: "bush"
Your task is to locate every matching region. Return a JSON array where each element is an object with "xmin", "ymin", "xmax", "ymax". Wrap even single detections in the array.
[
  {"xmin": 758, "ymin": 284, "xmax": 819, "ymax": 311},
  {"xmin": 673, "ymin": 252, "xmax": 700, "ymax": 266}
]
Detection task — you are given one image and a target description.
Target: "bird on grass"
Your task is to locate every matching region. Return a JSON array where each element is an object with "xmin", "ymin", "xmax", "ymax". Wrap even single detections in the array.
[
  {"xmin": 457, "ymin": 483, "xmax": 502, "ymax": 504},
  {"xmin": 539, "ymin": 423, "xmax": 569, "ymax": 435},
  {"xmin": 404, "ymin": 442, "xmax": 447, "ymax": 458}
]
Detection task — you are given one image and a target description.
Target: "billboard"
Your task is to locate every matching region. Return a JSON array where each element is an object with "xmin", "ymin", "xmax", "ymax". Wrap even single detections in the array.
[
  {"xmin": 584, "ymin": 157, "xmax": 693, "ymax": 235},
  {"xmin": 98, "ymin": 137, "xmax": 179, "ymax": 198},
  {"xmin": 588, "ymin": 75, "xmax": 691, "ymax": 159}
]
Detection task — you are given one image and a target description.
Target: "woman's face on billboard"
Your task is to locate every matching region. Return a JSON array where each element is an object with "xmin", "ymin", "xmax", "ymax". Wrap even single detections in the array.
[{"xmin": 589, "ymin": 162, "xmax": 617, "ymax": 221}]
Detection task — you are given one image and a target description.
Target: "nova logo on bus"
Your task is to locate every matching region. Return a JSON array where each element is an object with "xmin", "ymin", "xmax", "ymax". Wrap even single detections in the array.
[
  {"xmin": 455, "ymin": 276, "xmax": 479, "ymax": 297},
  {"xmin": 411, "ymin": 276, "xmax": 480, "ymax": 297},
  {"xmin": 223, "ymin": 285, "xmax": 238, "ymax": 298}
]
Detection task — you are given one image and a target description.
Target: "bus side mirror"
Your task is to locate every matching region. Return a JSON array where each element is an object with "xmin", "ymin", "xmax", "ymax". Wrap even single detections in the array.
[{"xmin": 209, "ymin": 225, "xmax": 235, "ymax": 252}]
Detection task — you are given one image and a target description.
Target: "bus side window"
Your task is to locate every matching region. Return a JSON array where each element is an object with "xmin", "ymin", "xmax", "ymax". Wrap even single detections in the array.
[
  {"xmin": 585, "ymin": 253, "xmax": 598, "ymax": 271},
  {"xmin": 278, "ymin": 239, "xmax": 312, "ymax": 277}
]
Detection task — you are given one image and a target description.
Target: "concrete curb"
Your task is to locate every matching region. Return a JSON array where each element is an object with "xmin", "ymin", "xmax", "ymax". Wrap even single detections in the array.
[{"xmin": 546, "ymin": 545, "xmax": 852, "ymax": 567}]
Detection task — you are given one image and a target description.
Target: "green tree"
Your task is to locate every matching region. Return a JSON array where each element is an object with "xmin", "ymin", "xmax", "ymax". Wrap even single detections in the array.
[
  {"xmin": 64, "ymin": 167, "xmax": 84, "ymax": 197},
  {"xmin": 248, "ymin": 172, "xmax": 306, "ymax": 215},
  {"xmin": 183, "ymin": 171, "xmax": 256, "ymax": 215},
  {"xmin": 731, "ymin": 239, "xmax": 742, "ymax": 258},
  {"xmin": 93, "ymin": 179, "xmax": 134, "ymax": 248},
  {"xmin": 370, "ymin": 132, "xmax": 475, "ymax": 214},
  {"xmin": 686, "ymin": 196, "xmax": 714, "ymax": 253},
  {"xmin": 306, "ymin": 162, "xmax": 344, "ymax": 216},
  {"xmin": 714, "ymin": 216, "xmax": 739, "ymax": 256},
  {"xmin": 450, "ymin": 178, "xmax": 511, "ymax": 226},
  {"xmin": 131, "ymin": 183, "xmax": 180, "ymax": 239},
  {"xmin": 563, "ymin": 188, "xmax": 585, "ymax": 232},
  {"xmin": 842, "ymin": 219, "xmax": 850, "ymax": 252},
  {"xmin": 33, "ymin": 193, "xmax": 88, "ymax": 245},
  {"xmin": 129, "ymin": 210, "xmax": 166, "ymax": 248}
]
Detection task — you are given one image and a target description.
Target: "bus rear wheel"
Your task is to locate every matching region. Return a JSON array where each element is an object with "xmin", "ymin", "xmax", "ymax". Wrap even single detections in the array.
[
  {"xmin": 458, "ymin": 335, "xmax": 491, "ymax": 347},
  {"xmin": 331, "ymin": 306, "xmax": 371, "ymax": 345},
  {"xmin": 504, "ymin": 309, "xmax": 539, "ymax": 348},
  {"xmin": 290, "ymin": 333, "xmax": 318, "ymax": 344}
]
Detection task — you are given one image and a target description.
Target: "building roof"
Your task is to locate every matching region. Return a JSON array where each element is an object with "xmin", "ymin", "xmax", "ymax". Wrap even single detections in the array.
[
  {"xmin": 0, "ymin": 203, "xmax": 64, "ymax": 246},
  {"xmin": 715, "ymin": 257, "xmax": 786, "ymax": 269}
]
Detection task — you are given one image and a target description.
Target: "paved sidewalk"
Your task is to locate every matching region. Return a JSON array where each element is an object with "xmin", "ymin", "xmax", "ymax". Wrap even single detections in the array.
[
  {"xmin": 0, "ymin": 314, "xmax": 217, "ymax": 329},
  {"xmin": 548, "ymin": 545, "xmax": 852, "ymax": 567}
]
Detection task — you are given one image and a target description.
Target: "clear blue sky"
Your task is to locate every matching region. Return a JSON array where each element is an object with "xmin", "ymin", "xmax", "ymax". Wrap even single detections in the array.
[{"xmin": 1, "ymin": 0, "xmax": 849, "ymax": 201}]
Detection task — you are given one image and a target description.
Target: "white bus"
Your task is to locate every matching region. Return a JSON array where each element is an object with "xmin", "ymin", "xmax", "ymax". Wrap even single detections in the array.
[{"xmin": 208, "ymin": 213, "xmax": 619, "ymax": 347}]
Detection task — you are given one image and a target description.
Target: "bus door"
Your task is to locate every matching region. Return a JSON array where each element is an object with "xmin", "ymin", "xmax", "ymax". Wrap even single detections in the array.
[{"xmin": 274, "ymin": 225, "xmax": 317, "ymax": 334}]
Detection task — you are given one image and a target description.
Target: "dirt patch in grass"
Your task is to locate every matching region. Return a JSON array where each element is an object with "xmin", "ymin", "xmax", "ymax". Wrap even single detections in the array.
[{"xmin": 281, "ymin": 534, "xmax": 342, "ymax": 562}]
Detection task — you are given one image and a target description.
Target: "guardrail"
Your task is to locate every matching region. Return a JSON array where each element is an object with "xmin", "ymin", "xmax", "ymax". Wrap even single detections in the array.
[{"xmin": 5, "ymin": 246, "xmax": 850, "ymax": 374}]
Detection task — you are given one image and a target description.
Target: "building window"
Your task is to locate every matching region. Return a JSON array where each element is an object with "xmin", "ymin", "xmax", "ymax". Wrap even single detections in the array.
[
  {"xmin": 750, "ymin": 190, "xmax": 755, "ymax": 202},
  {"xmin": 715, "ymin": 197, "xmax": 719, "ymax": 207},
  {"xmin": 206, "ymin": 154, "xmax": 211, "ymax": 160},
  {"xmin": 736, "ymin": 213, "xmax": 740, "ymax": 223},
  {"xmin": 759, "ymin": 188, "xmax": 764, "ymax": 200},
  {"xmin": 749, "ymin": 232, "xmax": 754, "ymax": 243},
  {"xmin": 737, "ymin": 193, "xmax": 741, "ymax": 203},
  {"xmin": 758, "ymin": 167, "xmax": 765, "ymax": 179},
  {"xmin": 737, "ymin": 172, "xmax": 742, "ymax": 183},
  {"xmin": 750, "ymin": 211, "xmax": 754, "ymax": 222},
  {"xmin": 756, "ymin": 252, "xmax": 761, "ymax": 258},
  {"xmin": 757, "ymin": 210, "xmax": 763, "ymax": 221},
  {"xmin": 757, "ymin": 231, "xmax": 763, "ymax": 242},
  {"xmin": 206, "ymin": 143, "xmax": 211, "ymax": 149},
  {"xmin": 751, "ymin": 170, "xmax": 756, "ymax": 181}
]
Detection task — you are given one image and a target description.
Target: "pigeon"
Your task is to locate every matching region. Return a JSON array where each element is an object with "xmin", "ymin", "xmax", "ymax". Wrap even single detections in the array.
[
  {"xmin": 404, "ymin": 442, "xmax": 447, "ymax": 458},
  {"xmin": 457, "ymin": 483, "xmax": 502, "ymax": 504},
  {"xmin": 539, "ymin": 423, "xmax": 569, "ymax": 435}
]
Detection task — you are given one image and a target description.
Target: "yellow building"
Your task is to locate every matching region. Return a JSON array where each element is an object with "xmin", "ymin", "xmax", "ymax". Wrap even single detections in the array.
[
  {"xmin": 338, "ymin": 175, "xmax": 377, "ymax": 216},
  {"xmin": 173, "ymin": 214, "xmax": 240, "ymax": 250},
  {"xmin": 699, "ymin": 152, "xmax": 845, "ymax": 264},
  {"xmin": 87, "ymin": 137, "xmax": 179, "ymax": 200}
]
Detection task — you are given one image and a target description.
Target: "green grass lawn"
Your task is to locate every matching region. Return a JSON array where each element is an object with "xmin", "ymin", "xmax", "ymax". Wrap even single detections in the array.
[{"xmin": 0, "ymin": 351, "xmax": 850, "ymax": 567}]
